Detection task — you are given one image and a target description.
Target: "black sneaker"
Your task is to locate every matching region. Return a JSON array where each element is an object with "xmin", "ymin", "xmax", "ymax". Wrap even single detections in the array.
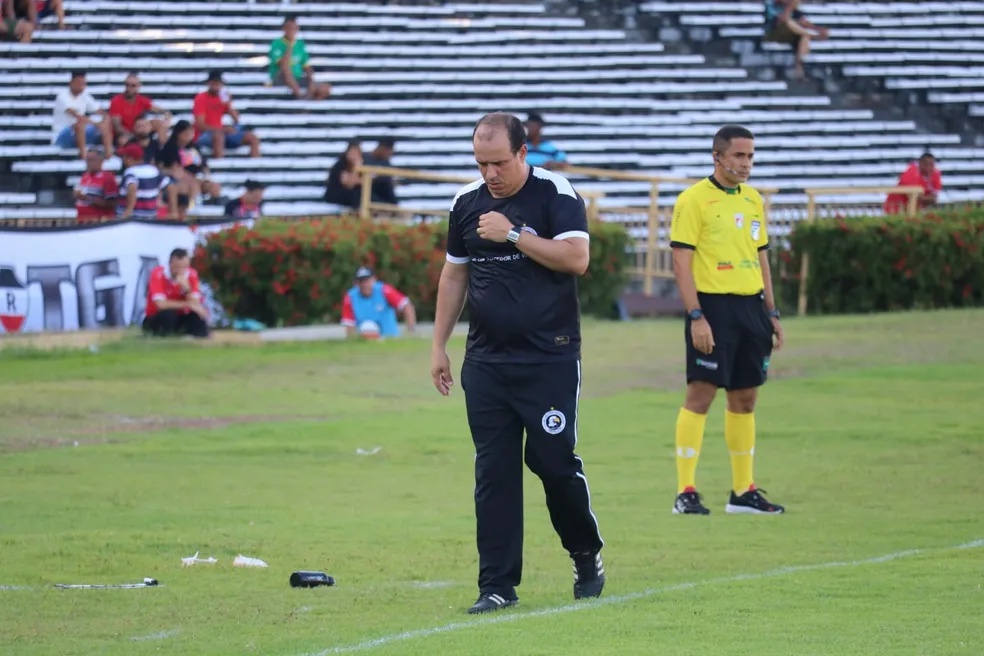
[
  {"xmin": 725, "ymin": 487, "xmax": 785, "ymax": 515},
  {"xmin": 466, "ymin": 592, "xmax": 518, "ymax": 614},
  {"xmin": 672, "ymin": 489, "xmax": 711, "ymax": 515},
  {"xmin": 572, "ymin": 551, "xmax": 605, "ymax": 600}
]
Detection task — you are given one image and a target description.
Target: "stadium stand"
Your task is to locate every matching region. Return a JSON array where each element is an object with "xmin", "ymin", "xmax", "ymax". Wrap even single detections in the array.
[{"xmin": 0, "ymin": 0, "xmax": 982, "ymax": 223}]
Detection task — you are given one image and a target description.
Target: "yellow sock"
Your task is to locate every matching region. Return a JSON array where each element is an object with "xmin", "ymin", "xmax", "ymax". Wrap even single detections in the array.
[
  {"xmin": 675, "ymin": 407, "xmax": 707, "ymax": 493},
  {"xmin": 725, "ymin": 410, "xmax": 756, "ymax": 494}
]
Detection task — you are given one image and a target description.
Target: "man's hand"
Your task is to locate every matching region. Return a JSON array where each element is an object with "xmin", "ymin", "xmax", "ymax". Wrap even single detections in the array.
[
  {"xmin": 477, "ymin": 211, "xmax": 514, "ymax": 243},
  {"xmin": 430, "ymin": 348, "xmax": 453, "ymax": 396},
  {"xmin": 188, "ymin": 301, "xmax": 208, "ymax": 320},
  {"xmin": 771, "ymin": 317, "xmax": 785, "ymax": 351},
  {"xmin": 690, "ymin": 317, "xmax": 715, "ymax": 355}
]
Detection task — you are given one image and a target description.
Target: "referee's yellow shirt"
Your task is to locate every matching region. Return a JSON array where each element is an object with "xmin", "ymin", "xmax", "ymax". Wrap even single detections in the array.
[{"xmin": 669, "ymin": 177, "xmax": 769, "ymax": 295}]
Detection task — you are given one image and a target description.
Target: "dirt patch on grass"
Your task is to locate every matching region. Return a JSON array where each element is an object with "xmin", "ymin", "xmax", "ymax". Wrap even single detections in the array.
[{"xmin": 0, "ymin": 413, "xmax": 331, "ymax": 453}]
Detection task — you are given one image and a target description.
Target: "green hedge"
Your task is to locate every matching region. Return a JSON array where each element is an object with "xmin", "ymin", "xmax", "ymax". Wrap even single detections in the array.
[
  {"xmin": 194, "ymin": 217, "xmax": 630, "ymax": 327},
  {"xmin": 787, "ymin": 206, "xmax": 984, "ymax": 314}
]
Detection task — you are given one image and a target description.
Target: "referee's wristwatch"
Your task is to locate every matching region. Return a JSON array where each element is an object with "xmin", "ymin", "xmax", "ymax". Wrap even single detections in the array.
[
  {"xmin": 768, "ymin": 308, "xmax": 781, "ymax": 320},
  {"xmin": 687, "ymin": 309, "xmax": 704, "ymax": 321},
  {"xmin": 506, "ymin": 227, "xmax": 521, "ymax": 244}
]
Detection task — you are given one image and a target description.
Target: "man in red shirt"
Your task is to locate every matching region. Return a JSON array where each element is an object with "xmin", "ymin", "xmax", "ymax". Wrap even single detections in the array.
[
  {"xmin": 340, "ymin": 266, "xmax": 416, "ymax": 338},
  {"xmin": 108, "ymin": 73, "xmax": 171, "ymax": 147},
  {"xmin": 884, "ymin": 153, "xmax": 943, "ymax": 215},
  {"xmin": 74, "ymin": 148, "xmax": 118, "ymax": 223},
  {"xmin": 192, "ymin": 71, "xmax": 261, "ymax": 159},
  {"xmin": 142, "ymin": 248, "xmax": 210, "ymax": 338}
]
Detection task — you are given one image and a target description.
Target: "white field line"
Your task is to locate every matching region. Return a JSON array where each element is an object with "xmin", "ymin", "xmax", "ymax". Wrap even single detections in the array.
[{"xmin": 305, "ymin": 538, "xmax": 984, "ymax": 655}]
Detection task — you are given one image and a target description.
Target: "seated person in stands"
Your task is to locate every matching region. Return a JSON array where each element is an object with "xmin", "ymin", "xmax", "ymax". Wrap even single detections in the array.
[
  {"xmin": 117, "ymin": 143, "xmax": 171, "ymax": 220},
  {"xmin": 340, "ymin": 266, "xmax": 416, "ymax": 339},
  {"xmin": 74, "ymin": 147, "xmax": 118, "ymax": 223},
  {"xmin": 884, "ymin": 153, "xmax": 943, "ymax": 215},
  {"xmin": 193, "ymin": 71, "xmax": 261, "ymax": 159},
  {"xmin": 108, "ymin": 73, "xmax": 172, "ymax": 147},
  {"xmin": 323, "ymin": 139, "xmax": 364, "ymax": 209},
  {"xmin": 51, "ymin": 71, "xmax": 115, "ymax": 159},
  {"xmin": 126, "ymin": 114, "xmax": 163, "ymax": 164},
  {"xmin": 363, "ymin": 138, "xmax": 398, "ymax": 205},
  {"xmin": 0, "ymin": 1, "xmax": 34, "ymax": 42},
  {"xmin": 224, "ymin": 179, "xmax": 265, "ymax": 220},
  {"xmin": 763, "ymin": 0, "xmax": 829, "ymax": 81},
  {"xmin": 269, "ymin": 15, "xmax": 331, "ymax": 100},
  {"xmin": 524, "ymin": 112, "xmax": 568, "ymax": 170},
  {"xmin": 158, "ymin": 119, "xmax": 222, "ymax": 217},
  {"xmin": 11, "ymin": 0, "xmax": 63, "ymax": 31},
  {"xmin": 143, "ymin": 248, "xmax": 210, "ymax": 339}
]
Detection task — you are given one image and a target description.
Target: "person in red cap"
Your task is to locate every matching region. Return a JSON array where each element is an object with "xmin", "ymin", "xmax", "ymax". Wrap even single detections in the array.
[{"xmin": 117, "ymin": 142, "xmax": 170, "ymax": 220}]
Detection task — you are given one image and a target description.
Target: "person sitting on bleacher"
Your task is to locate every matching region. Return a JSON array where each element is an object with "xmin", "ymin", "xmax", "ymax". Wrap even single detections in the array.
[
  {"xmin": 763, "ymin": 0, "xmax": 829, "ymax": 81},
  {"xmin": 117, "ymin": 143, "xmax": 170, "ymax": 220},
  {"xmin": 127, "ymin": 114, "xmax": 163, "ymax": 164},
  {"xmin": 363, "ymin": 138, "xmax": 399, "ymax": 206},
  {"xmin": 158, "ymin": 120, "xmax": 223, "ymax": 218},
  {"xmin": 524, "ymin": 112, "xmax": 568, "ymax": 171},
  {"xmin": 51, "ymin": 71, "xmax": 115, "ymax": 159},
  {"xmin": 74, "ymin": 148, "xmax": 118, "ymax": 224},
  {"xmin": 108, "ymin": 73, "xmax": 172, "ymax": 148},
  {"xmin": 323, "ymin": 139, "xmax": 364, "ymax": 209},
  {"xmin": 884, "ymin": 153, "xmax": 943, "ymax": 216},
  {"xmin": 192, "ymin": 71, "xmax": 261, "ymax": 159},
  {"xmin": 11, "ymin": 0, "xmax": 63, "ymax": 31},
  {"xmin": 224, "ymin": 179, "xmax": 265, "ymax": 220},
  {"xmin": 269, "ymin": 15, "xmax": 332, "ymax": 100},
  {"xmin": 1, "ymin": 0, "xmax": 34, "ymax": 42}
]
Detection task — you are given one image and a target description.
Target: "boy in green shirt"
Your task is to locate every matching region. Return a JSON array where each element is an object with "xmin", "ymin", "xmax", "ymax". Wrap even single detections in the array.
[{"xmin": 268, "ymin": 16, "xmax": 331, "ymax": 100}]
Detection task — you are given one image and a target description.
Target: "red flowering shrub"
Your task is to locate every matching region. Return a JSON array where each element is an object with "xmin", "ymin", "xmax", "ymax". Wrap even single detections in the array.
[
  {"xmin": 787, "ymin": 205, "xmax": 984, "ymax": 314},
  {"xmin": 194, "ymin": 217, "xmax": 631, "ymax": 327}
]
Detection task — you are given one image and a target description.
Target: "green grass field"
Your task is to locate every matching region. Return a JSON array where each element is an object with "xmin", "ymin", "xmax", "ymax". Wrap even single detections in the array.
[{"xmin": 2, "ymin": 310, "xmax": 983, "ymax": 656}]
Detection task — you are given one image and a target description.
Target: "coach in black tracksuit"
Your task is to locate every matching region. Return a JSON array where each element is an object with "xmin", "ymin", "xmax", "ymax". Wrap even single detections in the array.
[{"xmin": 430, "ymin": 112, "xmax": 606, "ymax": 615}]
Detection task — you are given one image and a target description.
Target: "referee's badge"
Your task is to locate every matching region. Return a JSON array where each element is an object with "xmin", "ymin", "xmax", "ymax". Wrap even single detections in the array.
[
  {"xmin": 541, "ymin": 408, "xmax": 567, "ymax": 435},
  {"xmin": 734, "ymin": 213, "xmax": 744, "ymax": 228},
  {"xmin": 751, "ymin": 220, "xmax": 761, "ymax": 241}
]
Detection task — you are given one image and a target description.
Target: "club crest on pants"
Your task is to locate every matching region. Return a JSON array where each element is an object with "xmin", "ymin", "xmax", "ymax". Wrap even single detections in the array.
[{"xmin": 541, "ymin": 409, "xmax": 566, "ymax": 435}]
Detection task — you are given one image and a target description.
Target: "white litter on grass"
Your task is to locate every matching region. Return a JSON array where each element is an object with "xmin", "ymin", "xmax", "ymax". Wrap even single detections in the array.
[
  {"xmin": 356, "ymin": 447, "xmax": 382, "ymax": 456},
  {"xmin": 182, "ymin": 551, "xmax": 218, "ymax": 567},
  {"xmin": 233, "ymin": 555, "xmax": 268, "ymax": 568},
  {"xmin": 132, "ymin": 629, "xmax": 179, "ymax": 642},
  {"xmin": 409, "ymin": 581, "xmax": 454, "ymax": 590},
  {"xmin": 303, "ymin": 538, "xmax": 984, "ymax": 655}
]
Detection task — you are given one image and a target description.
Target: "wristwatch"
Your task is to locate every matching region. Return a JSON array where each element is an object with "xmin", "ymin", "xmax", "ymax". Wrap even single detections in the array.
[
  {"xmin": 768, "ymin": 308, "xmax": 781, "ymax": 320},
  {"xmin": 506, "ymin": 227, "xmax": 521, "ymax": 243},
  {"xmin": 688, "ymin": 309, "xmax": 704, "ymax": 321}
]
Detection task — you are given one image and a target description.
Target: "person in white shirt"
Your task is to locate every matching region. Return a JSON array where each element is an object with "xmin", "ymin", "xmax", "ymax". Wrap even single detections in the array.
[{"xmin": 52, "ymin": 70, "xmax": 114, "ymax": 158}]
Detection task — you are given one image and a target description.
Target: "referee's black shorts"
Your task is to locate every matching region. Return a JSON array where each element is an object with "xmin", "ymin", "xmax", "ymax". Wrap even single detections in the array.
[{"xmin": 685, "ymin": 292, "xmax": 774, "ymax": 391}]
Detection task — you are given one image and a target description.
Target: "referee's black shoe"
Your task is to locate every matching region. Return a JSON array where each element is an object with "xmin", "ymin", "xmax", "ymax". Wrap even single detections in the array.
[
  {"xmin": 725, "ymin": 486, "xmax": 785, "ymax": 514},
  {"xmin": 672, "ymin": 489, "xmax": 711, "ymax": 515},
  {"xmin": 572, "ymin": 551, "xmax": 605, "ymax": 600},
  {"xmin": 467, "ymin": 592, "xmax": 518, "ymax": 614}
]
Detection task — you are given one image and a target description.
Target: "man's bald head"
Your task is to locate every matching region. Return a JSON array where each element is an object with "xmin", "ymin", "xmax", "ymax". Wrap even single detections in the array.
[{"xmin": 472, "ymin": 112, "xmax": 526, "ymax": 154}]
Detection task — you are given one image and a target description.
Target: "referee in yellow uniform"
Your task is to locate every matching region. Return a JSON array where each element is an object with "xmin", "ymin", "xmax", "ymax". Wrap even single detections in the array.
[{"xmin": 667, "ymin": 124, "xmax": 786, "ymax": 516}]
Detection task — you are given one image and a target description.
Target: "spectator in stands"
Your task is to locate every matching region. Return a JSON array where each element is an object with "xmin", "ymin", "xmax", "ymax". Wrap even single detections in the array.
[
  {"xmin": 74, "ymin": 148, "xmax": 118, "ymax": 223},
  {"xmin": 143, "ymin": 248, "xmax": 210, "ymax": 339},
  {"xmin": 127, "ymin": 114, "xmax": 163, "ymax": 164},
  {"xmin": 884, "ymin": 153, "xmax": 943, "ymax": 215},
  {"xmin": 11, "ymin": 0, "xmax": 63, "ymax": 31},
  {"xmin": 51, "ymin": 71, "xmax": 115, "ymax": 159},
  {"xmin": 269, "ymin": 15, "xmax": 332, "ymax": 100},
  {"xmin": 340, "ymin": 266, "xmax": 416, "ymax": 339},
  {"xmin": 0, "ymin": 1, "xmax": 33, "ymax": 42},
  {"xmin": 363, "ymin": 138, "xmax": 398, "ymax": 206},
  {"xmin": 108, "ymin": 73, "xmax": 172, "ymax": 147},
  {"xmin": 158, "ymin": 120, "xmax": 223, "ymax": 216},
  {"xmin": 763, "ymin": 0, "xmax": 829, "ymax": 81},
  {"xmin": 524, "ymin": 112, "xmax": 568, "ymax": 170},
  {"xmin": 117, "ymin": 143, "xmax": 169, "ymax": 220},
  {"xmin": 323, "ymin": 139, "xmax": 364, "ymax": 209},
  {"xmin": 224, "ymin": 180, "xmax": 265, "ymax": 220},
  {"xmin": 193, "ymin": 71, "xmax": 261, "ymax": 159}
]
